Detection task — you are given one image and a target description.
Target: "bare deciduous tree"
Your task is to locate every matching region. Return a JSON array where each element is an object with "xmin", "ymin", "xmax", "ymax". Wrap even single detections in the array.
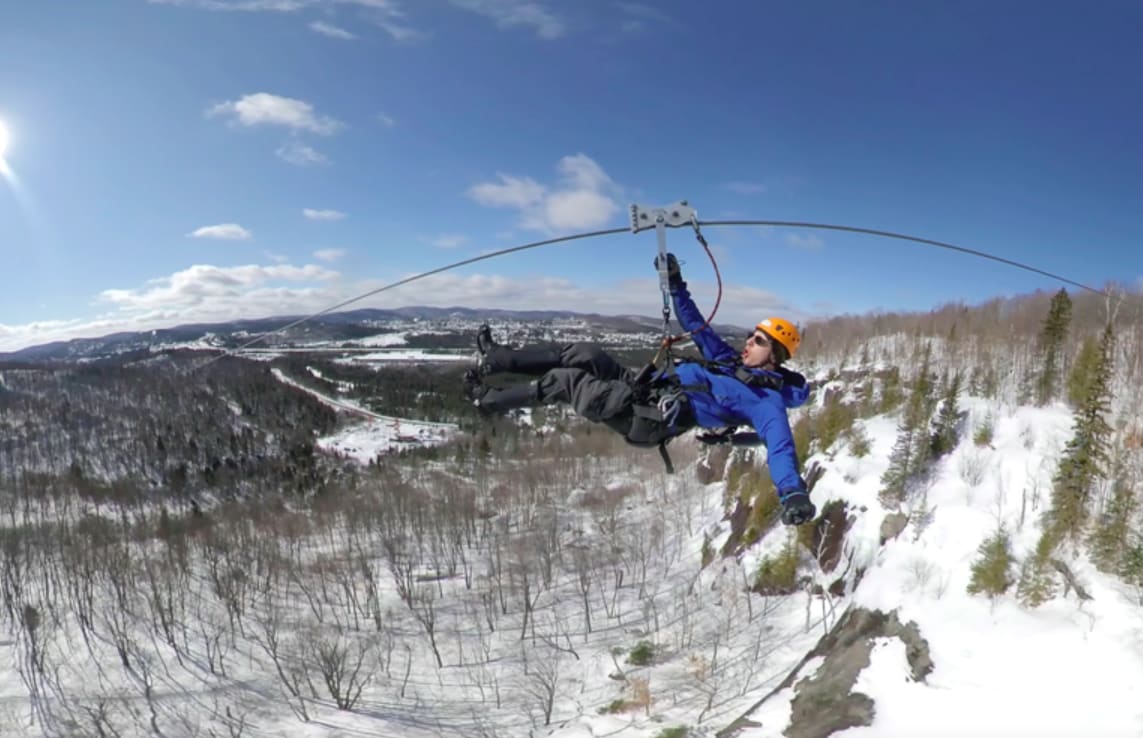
[
  {"xmin": 249, "ymin": 606, "xmax": 309, "ymax": 722},
  {"xmin": 412, "ymin": 585, "xmax": 444, "ymax": 668},
  {"xmin": 310, "ymin": 633, "xmax": 373, "ymax": 710},
  {"xmin": 521, "ymin": 644, "xmax": 562, "ymax": 727}
]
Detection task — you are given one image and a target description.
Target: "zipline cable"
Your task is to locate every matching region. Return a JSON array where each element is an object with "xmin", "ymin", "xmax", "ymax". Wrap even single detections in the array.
[
  {"xmin": 201, "ymin": 217, "xmax": 1117, "ymax": 371},
  {"xmin": 698, "ymin": 220, "xmax": 1109, "ymax": 297}
]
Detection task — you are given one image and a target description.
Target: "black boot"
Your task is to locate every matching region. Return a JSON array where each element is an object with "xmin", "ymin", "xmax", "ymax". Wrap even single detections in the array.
[
  {"xmin": 474, "ymin": 380, "xmax": 540, "ymax": 413},
  {"xmin": 476, "ymin": 323, "xmax": 498, "ymax": 355},
  {"xmin": 473, "ymin": 323, "xmax": 503, "ymax": 375}
]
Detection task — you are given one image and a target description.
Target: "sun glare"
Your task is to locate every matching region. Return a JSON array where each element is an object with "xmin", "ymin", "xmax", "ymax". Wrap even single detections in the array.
[{"xmin": 0, "ymin": 119, "xmax": 9, "ymax": 159}]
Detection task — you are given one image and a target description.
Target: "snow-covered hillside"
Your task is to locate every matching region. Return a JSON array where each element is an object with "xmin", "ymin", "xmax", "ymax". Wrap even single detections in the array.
[
  {"xmin": 730, "ymin": 396, "xmax": 1143, "ymax": 737},
  {"xmin": 1, "ymin": 360, "xmax": 1141, "ymax": 737}
]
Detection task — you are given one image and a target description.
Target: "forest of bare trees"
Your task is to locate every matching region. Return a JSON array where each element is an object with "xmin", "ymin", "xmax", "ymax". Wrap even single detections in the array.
[{"xmin": 0, "ymin": 286, "xmax": 1140, "ymax": 735}]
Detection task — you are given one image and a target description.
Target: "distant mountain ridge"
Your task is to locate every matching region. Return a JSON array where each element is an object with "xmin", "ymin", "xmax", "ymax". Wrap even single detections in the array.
[{"xmin": 0, "ymin": 307, "xmax": 749, "ymax": 363}]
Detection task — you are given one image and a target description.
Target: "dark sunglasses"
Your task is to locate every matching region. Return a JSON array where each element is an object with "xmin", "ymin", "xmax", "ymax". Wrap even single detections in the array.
[{"xmin": 745, "ymin": 332, "xmax": 772, "ymax": 348}]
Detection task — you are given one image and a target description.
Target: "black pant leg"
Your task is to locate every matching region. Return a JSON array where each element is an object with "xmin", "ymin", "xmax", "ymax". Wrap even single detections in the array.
[
  {"xmin": 557, "ymin": 344, "xmax": 635, "ymax": 382},
  {"xmin": 536, "ymin": 368, "xmax": 634, "ymax": 423}
]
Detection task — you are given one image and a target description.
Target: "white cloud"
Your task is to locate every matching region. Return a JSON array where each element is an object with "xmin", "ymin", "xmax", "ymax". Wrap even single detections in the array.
[
  {"xmin": 468, "ymin": 173, "xmax": 546, "ymax": 209},
  {"xmin": 153, "ymin": 0, "xmax": 427, "ymax": 41},
  {"xmin": 467, "ymin": 153, "xmax": 621, "ymax": 233},
  {"xmin": 98, "ymin": 263, "xmax": 339, "ymax": 313},
  {"xmin": 310, "ymin": 20, "xmax": 356, "ymax": 39},
  {"xmin": 428, "ymin": 234, "xmax": 467, "ymax": 248},
  {"xmin": 277, "ymin": 140, "xmax": 329, "ymax": 166},
  {"xmin": 525, "ymin": 189, "xmax": 615, "ymax": 232},
  {"xmin": 724, "ymin": 181, "xmax": 767, "ymax": 195},
  {"xmin": 785, "ymin": 233, "xmax": 824, "ymax": 251},
  {"xmin": 150, "ymin": 0, "xmax": 402, "ymax": 12},
  {"xmin": 188, "ymin": 223, "xmax": 252, "ymax": 240},
  {"xmin": 372, "ymin": 19, "xmax": 426, "ymax": 41},
  {"xmin": 208, "ymin": 93, "xmax": 341, "ymax": 135},
  {"xmin": 377, "ymin": 112, "xmax": 396, "ymax": 127},
  {"xmin": 365, "ymin": 273, "xmax": 801, "ymax": 328},
  {"xmin": 0, "ymin": 263, "xmax": 808, "ymax": 353},
  {"xmin": 0, "ymin": 262, "xmax": 351, "ymax": 350},
  {"xmin": 304, "ymin": 208, "xmax": 347, "ymax": 220},
  {"xmin": 148, "ymin": 0, "xmax": 309, "ymax": 9},
  {"xmin": 616, "ymin": 2, "xmax": 675, "ymax": 32},
  {"xmin": 313, "ymin": 248, "xmax": 346, "ymax": 262},
  {"xmin": 359, "ymin": 0, "xmax": 427, "ymax": 41},
  {"xmin": 449, "ymin": 0, "xmax": 565, "ymax": 39}
]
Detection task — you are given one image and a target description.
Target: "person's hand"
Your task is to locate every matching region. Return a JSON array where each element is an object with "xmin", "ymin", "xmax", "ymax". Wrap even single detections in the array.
[
  {"xmin": 780, "ymin": 491, "xmax": 816, "ymax": 526},
  {"xmin": 652, "ymin": 253, "xmax": 682, "ymax": 286}
]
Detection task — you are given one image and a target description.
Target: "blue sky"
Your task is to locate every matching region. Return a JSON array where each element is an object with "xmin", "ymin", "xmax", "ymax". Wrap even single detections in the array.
[{"xmin": 2, "ymin": 1, "xmax": 1141, "ymax": 351}]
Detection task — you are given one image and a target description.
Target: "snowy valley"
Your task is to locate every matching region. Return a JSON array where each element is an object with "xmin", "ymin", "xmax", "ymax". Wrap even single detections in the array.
[{"xmin": 0, "ymin": 298, "xmax": 1141, "ymax": 738}]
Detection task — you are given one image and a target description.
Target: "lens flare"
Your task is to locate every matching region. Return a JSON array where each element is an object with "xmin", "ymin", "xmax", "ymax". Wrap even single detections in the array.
[{"xmin": 0, "ymin": 119, "xmax": 9, "ymax": 159}]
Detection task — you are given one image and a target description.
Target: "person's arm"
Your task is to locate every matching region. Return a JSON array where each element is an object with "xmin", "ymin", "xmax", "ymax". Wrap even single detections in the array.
[
  {"xmin": 664, "ymin": 267, "xmax": 738, "ymax": 363},
  {"xmin": 746, "ymin": 402, "xmax": 805, "ymax": 494},
  {"xmin": 747, "ymin": 401, "xmax": 816, "ymax": 525}
]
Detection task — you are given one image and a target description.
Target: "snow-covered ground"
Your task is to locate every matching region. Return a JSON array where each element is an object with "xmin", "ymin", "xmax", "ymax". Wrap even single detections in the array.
[
  {"xmin": 237, "ymin": 348, "xmax": 472, "ymax": 362},
  {"xmin": 270, "ymin": 366, "xmax": 459, "ymax": 460},
  {"xmin": 1, "ymin": 389, "xmax": 1141, "ymax": 737},
  {"xmin": 734, "ymin": 397, "xmax": 1143, "ymax": 738}
]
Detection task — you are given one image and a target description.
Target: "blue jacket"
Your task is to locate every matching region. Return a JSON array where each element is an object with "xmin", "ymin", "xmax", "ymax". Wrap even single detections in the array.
[{"xmin": 663, "ymin": 282, "xmax": 810, "ymax": 496}]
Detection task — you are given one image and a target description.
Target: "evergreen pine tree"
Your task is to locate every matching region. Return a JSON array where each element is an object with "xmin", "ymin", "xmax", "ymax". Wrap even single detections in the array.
[
  {"xmin": 1036, "ymin": 288, "xmax": 1073, "ymax": 406},
  {"xmin": 878, "ymin": 367, "xmax": 904, "ymax": 414},
  {"xmin": 1120, "ymin": 539, "xmax": 1143, "ymax": 592},
  {"xmin": 880, "ymin": 428, "xmax": 915, "ymax": 506},
  {"xmin": 905, "ymin": 344, "xmax": 938, "ymax": 475},
  {"xmin": 1089, "ymin": 479, "xmax": 1136, "ymax": 573},
  {"xmin": 1017, "ymin": 530, "xmax": 1058, "ymax": 607},
  {"xmin": 1067, "ymin": 336, "xmax": 1100, "ymax": 408},
  {"xmin": 880, "ymin": 343, "xmax": 936, "ymax": 506},
  {"xmin": 929, "ymin": 371, "xmax": 963, "ymax": 458},
  {"xmin": 967, "ymin": 525, "xmax": 1014, "ymax": 598},
  {"xmin": 1047, "ymin": 321, "xmax": 1115, "ymax": 541}
]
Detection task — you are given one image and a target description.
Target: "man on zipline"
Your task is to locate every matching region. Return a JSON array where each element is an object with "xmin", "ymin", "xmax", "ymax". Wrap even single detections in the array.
[{"xmin": 463, "ymin": 253, "xmax": 816, "ymax": 526}]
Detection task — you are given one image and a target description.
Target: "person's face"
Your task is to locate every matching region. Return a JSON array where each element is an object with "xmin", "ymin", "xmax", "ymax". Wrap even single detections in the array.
[{"xmin": 742, "ymin": 331, "xmax": 775, "ymax": 369}]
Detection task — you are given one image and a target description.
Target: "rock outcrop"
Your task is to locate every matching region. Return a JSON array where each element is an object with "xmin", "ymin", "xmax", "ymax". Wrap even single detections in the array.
[{"xmin": 718, "ymin": 608, "xmax": 933, "ymax": 738}]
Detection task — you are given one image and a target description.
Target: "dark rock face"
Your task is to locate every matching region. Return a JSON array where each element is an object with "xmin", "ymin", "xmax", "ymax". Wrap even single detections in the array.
[
  {"xmin": 809, "ymin": 500, "xmax": 851, "ymax": 574},
  {"xmin": 785, "ymin": 609, "xmax": 932, "ymax": 738},
  {"xmin": 718, "ymin": 608, "xmax": 933, "ymax": 738}
]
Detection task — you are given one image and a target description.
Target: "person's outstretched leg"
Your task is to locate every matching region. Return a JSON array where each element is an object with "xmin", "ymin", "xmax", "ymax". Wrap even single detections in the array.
[
  {"xmin": 557, "ymin": 343, "xmax": 634, "ymax": 382},
  {"xmin": 535, "ymin": 368, "xmax": 633, "ymax": 423},
  {"xmin": 475, "ymin": 324, "xmax": 632, "ymax": 381},
  {"xmin": 474, "ymin": 324, "xmax": 562, "ymax": 376},
  {"xmin": 465, "ymin": 365, "xmax": 634, "ymax": 429}
]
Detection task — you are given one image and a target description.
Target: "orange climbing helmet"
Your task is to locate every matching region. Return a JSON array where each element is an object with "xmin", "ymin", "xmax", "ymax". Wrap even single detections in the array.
[{"xmin": 756, "ymin": 317, "xmax": 801, "ymax": 360}]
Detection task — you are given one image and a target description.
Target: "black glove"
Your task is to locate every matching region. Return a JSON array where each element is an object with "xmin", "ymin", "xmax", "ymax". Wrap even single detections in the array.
[
  {"xmin": 652, "ymin": 253, "xmax": 683, "ymax": 287},
  {"xmin": 780, "ymin": 491, "xmax": 816, "ymax": 526}
]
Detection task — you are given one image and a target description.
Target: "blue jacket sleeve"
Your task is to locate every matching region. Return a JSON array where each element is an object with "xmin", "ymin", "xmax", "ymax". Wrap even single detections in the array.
[
  {"xmin": 671, "ymin": 282, "xmax": 738, "ymax": 363},
  {"xmin": 747, "ymin": 400, "xmax": 807, "ymax": 497},
  {"xmin": 778, "ymin": 367, "xmax": 811, "ymax": 409}
]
